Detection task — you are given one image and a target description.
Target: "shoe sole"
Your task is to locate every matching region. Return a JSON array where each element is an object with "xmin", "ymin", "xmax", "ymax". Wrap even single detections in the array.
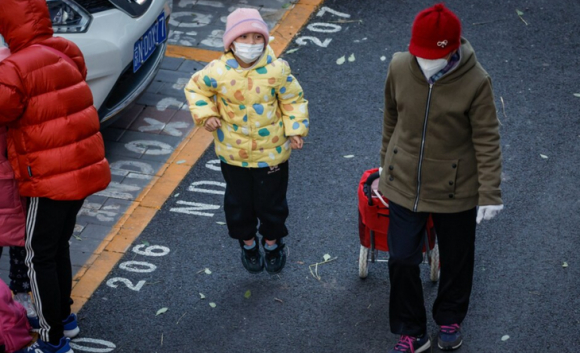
[
  {"xmin": 64, "ymin": 326, "xmax": 80, "ymax": 338},
  {"xmin": 438, "ymin": 340, "xmax": 462, "ymax": 351}
]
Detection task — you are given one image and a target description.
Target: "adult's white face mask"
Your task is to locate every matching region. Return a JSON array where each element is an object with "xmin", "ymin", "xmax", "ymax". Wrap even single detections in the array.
[
  {"xmin": 416, "ymin": 57, "xmax": 448, "ymax": 80},
  {"xmin": 232, "ymin": 42, "xmax": 264, "ymax": 64}
]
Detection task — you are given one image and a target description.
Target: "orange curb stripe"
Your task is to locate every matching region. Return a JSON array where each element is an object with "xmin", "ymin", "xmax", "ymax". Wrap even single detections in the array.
[
  {"xmin": 70, "ymin": 0, "xmax": 324, "ymax": 314},
  {"xmin": 166, "ymin": 46, "xmax": 222, "ymax": 62}
]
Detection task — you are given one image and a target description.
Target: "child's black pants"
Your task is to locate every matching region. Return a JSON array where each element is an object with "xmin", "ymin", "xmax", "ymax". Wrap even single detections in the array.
[
  {"xmin": 387, "ymin": 200, "xmax": 476, "ymax": 337},
  {"xmin": 25, "ymin": 197, "xmax": 84, "ymax": 345},
  {"xmin": 220, "ymin": 161, "xmax": 289, "ymax": 241},
  {"xmin": 0, "ymin": 246, "xmax": 30, "ymax": 294}
]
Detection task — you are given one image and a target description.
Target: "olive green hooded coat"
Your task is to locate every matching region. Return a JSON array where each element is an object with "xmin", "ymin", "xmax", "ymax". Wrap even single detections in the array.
[{"xmin": 379, "ymin": 38, "xmax": 502, "ymax": 213}]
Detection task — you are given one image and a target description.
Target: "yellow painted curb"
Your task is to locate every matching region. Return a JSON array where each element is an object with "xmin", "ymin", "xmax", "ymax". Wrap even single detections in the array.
[{"xmin": 71, "ymin": 0, "xmax": 325, "ymax": 314}]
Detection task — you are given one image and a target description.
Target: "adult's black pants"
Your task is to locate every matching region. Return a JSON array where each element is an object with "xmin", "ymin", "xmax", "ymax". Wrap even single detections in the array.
[
  {"xmin": 24, "ymin": 197, "xmax": 84, "ymax": 345},
  {"xmin": 220, "ymin": 161, "xmax": 289, "ymax": 241},
  {"xmin": 387, "ymin": 200, "xmax": 476, "ymax": 337}
]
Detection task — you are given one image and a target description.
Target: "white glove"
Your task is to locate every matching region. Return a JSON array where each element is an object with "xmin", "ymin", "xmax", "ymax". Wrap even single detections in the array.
[{"xmin": 476, "ymin": 205, "xmax": 504, "ymax": 224}]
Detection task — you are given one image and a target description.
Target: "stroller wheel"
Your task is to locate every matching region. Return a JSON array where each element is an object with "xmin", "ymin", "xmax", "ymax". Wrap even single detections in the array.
[
  {"xmin": 429, "ymin": 243, "xmax": 440, "ymax": 282},
  {"xmin": 359, "ymin": 245, "xmax": 369, "ymax": 279}
]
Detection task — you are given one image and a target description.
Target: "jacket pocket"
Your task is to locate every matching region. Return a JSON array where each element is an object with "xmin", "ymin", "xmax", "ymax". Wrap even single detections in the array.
[
  {"xmin": 384, "ymin": 145, "xmax": 418, "ymax": 197},
  {"xmin": 419, "ymin": 157, "xmax": 459, "ymax": 199}
]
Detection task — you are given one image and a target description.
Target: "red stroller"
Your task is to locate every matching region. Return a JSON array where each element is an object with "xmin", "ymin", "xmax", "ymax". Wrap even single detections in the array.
[{"xmin": 357, "ymin": 168, "xmax": 440, "ymax": 281}]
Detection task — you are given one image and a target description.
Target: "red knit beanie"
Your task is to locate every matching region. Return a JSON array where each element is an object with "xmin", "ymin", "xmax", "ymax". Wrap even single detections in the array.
[{"xmin": 409, "ymin": 3, "xmax": 461, "ymax": 59}]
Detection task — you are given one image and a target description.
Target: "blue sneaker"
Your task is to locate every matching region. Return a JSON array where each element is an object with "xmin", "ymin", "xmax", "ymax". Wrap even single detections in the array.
[
  {"xmin": 389, "ymin": 334, "xmax": 431, "ymax": 353},
  {"xmin": 438, "ymin": 324, "xmax": 463, "ymax": 350},
  {"xmin": 62, "ymin": 314, "xmax": 80, "ymax": 339},
  {"xmin": 15, "ymin": 337, "xmax": 73, "ymax": 353}
]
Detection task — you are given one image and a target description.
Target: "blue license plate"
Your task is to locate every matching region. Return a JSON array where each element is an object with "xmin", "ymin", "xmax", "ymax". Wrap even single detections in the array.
[{"xmin": 133, "ymin": 12, "xmax": 167, "ymax": 73}]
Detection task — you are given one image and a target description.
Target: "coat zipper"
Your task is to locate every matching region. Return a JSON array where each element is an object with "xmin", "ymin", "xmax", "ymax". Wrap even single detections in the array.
[{"xmin": 413, "ymin": 83, "xmax": 433, "ymax": 212}]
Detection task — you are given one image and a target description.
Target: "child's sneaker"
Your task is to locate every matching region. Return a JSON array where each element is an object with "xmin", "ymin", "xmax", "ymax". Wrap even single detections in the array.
[
  {"xmin": 388, "ymin": 334, "xmax": 431, "ymax": 353},
  {"xmin": 15, "ymin": 336, "xmax": 73, "ymax": 353},
  {"xmin": 239, "ymin": 239, "xmax": 264, "ymax": 273},
  {"xmin": 438, "ymin": 324, "xmax": 462, "ymax": 351},
  {"xmin": 262, "ymin": 238, "xmax": 286, "ymax": 274},
  {"xmin": 63, "ymin": 313, "xmax": 80, "ymax": 338}
]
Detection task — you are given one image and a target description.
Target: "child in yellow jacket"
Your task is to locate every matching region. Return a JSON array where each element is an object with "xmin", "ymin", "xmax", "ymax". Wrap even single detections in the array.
[{"xmin": 184, "ymin": 8, "xmax": 309, "ymax": 274}]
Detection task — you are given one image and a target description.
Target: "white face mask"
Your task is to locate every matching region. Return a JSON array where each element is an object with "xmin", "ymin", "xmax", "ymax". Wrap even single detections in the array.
[
  {"xmin": 416, "ymin": 57, "xmax": 448, "ymax": 80},
  {"xmin": 232, "ymin": 42, "xmax": 264, "ymax": 64}
]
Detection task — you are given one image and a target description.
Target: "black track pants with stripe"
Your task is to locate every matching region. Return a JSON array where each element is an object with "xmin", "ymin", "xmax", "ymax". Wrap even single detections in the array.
[{"xmin": 25, "ymin": 197, "xmax": 84, "ymax": 345}]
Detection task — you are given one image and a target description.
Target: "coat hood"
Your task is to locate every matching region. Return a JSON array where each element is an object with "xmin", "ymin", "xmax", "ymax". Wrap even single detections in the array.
[{"xmin": 0, "ymin": 0, "xmax": 54, "ymax": 53}]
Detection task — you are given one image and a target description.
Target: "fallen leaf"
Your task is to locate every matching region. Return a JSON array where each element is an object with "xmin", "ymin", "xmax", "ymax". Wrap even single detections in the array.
[
  {"xmin": 573, "ymin": 93, "xmax": 580, "ymax": 98},
  {"xmin": 540, "ymin": 154, "xmax": 548, "ymax": 159},
  {"xmin": 323, "ymin": 254, "xmax": 331, "ymax": 261},
  {"xmin": 174, "ymin": 193, "xmax": 180, "ymax": 197},
  {"xmin": 285, "ymin": 48, "xmax": 300, "ymax": 54},
  {"xmin": 216, "ymin": 221, "xmax": 226, "ymax": 225},
  {"xmin": 142, "ymin": 240, "xmax": 150, "ymax": 246},
  {"xmin": 336, "ymin": 56, "xmax": 346, "ymax": 65},
  {"xmin": 343, "ymin": 155, "xmax": 355, "ymax": 158},
  {"xmin": 282, "ymin": 3, "xmax": 291, "ymax": 8},
  {"xmin": 515, "ymin": 9, "xmax": 528, "ymax": 25},
  {"xmin": 501, "ymin": 335, "xmax": 510, "ymax": 341},
  {"xmin": 72, "ymin": 234, "xmax": 82, "ymax": 241},
  {"xmin": 244, "ymin": 290, "xmax": 251, "ymax": 299},
  {"xmin": 209, "ymin": 302, "xmax": 217, "ymax": 308},
  {"xmin": 204, "ymin": 268, "xmax": 212, "ymax": 275},
  {"xmin": 274, "ymin": 298, "xmax": 284, "ymax": 304},
  {"xmin": 156, "ymin": 307, "xmax": 168, "ymax": 316},
  {"xmin": 348, "ymin": 53, "xmax": 356, "ymax": 62},
  {"xmin": 199, "ymin": 293, "xmax": 206, "ymax": 299},
  {"xmin": 380, "ymin": 56, "xmax": 386, "ymax": 61},
  {"xmin": 176, "ymin": 160, "xmax": 186, "ymax": 164},
  {"xmin": 562, "ymin": 262, "xmax": 569, "ymax": 268}
]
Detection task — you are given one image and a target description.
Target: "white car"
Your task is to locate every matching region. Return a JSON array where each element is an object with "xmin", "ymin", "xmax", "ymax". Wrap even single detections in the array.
[{"xmin": 47, "ymin": 0, "xmax": 172, "ymax": 125}]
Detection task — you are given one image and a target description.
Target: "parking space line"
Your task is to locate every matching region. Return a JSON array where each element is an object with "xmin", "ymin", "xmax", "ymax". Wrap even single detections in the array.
[{"xmin": 70, "ymin": 0, "xmax": 325, "ymax": 314}]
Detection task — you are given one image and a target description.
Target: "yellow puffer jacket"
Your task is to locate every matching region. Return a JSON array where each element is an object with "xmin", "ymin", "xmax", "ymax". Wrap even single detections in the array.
[{"xmin": 184, "ymin": 46, "xmax": 309, "ymax": 168}]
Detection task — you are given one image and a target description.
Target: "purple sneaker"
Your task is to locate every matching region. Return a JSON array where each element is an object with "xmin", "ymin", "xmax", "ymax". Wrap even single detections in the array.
[
  {"xmin": 438, "ymin": 324, "xmax": 463, "ymax": 351},
  {"xmin": 389, "ymin": 334, "xmax": 431, "ymax": 353}
]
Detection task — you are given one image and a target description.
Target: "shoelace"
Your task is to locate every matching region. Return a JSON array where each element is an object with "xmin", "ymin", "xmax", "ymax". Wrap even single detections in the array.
[
  {"xmin": 394, "ymin": 335, "xmax": 416, "ymax": 352},
  {"xmin": 440, "ymin": 324, "xmax": 460, "ymax": 334}
]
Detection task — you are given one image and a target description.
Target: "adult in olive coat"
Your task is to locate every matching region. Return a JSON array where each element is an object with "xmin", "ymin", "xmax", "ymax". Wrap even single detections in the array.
[{"xmin": 379, "ymin": 4, "xmax": 503, "ymax": 353}]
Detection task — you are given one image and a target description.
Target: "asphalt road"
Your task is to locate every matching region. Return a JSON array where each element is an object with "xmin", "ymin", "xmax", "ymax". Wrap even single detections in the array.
[{"xmin": 74, "ymin": 1, "xmax": 580, "ymax": 352}]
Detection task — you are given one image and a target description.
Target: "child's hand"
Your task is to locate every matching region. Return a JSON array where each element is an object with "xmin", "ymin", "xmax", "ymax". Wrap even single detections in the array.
[
  {"xmin": 205, "ymin": 117, "xmax": 221, "ymax": 132},
  {"xmin": 289, "ymin": 136, "xmax": 304, "ymax": 150}
]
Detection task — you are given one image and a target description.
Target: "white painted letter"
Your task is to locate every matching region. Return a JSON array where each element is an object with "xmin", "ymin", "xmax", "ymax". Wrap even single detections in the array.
[{"xmin": 170, "ymin": 200, "xmax": 220, "ymax": 216}]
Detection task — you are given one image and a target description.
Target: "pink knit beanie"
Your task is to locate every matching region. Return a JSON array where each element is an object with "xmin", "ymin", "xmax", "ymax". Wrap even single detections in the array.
[{"xmin": 223, "ymin": 8, "xmax": 269, "ymax": 51}]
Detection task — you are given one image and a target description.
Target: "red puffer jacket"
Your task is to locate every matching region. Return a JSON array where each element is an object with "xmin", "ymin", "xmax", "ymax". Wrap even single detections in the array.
[{"xmin": 0, "ymin": 0, "xmax": 111, "ymax": 200}]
